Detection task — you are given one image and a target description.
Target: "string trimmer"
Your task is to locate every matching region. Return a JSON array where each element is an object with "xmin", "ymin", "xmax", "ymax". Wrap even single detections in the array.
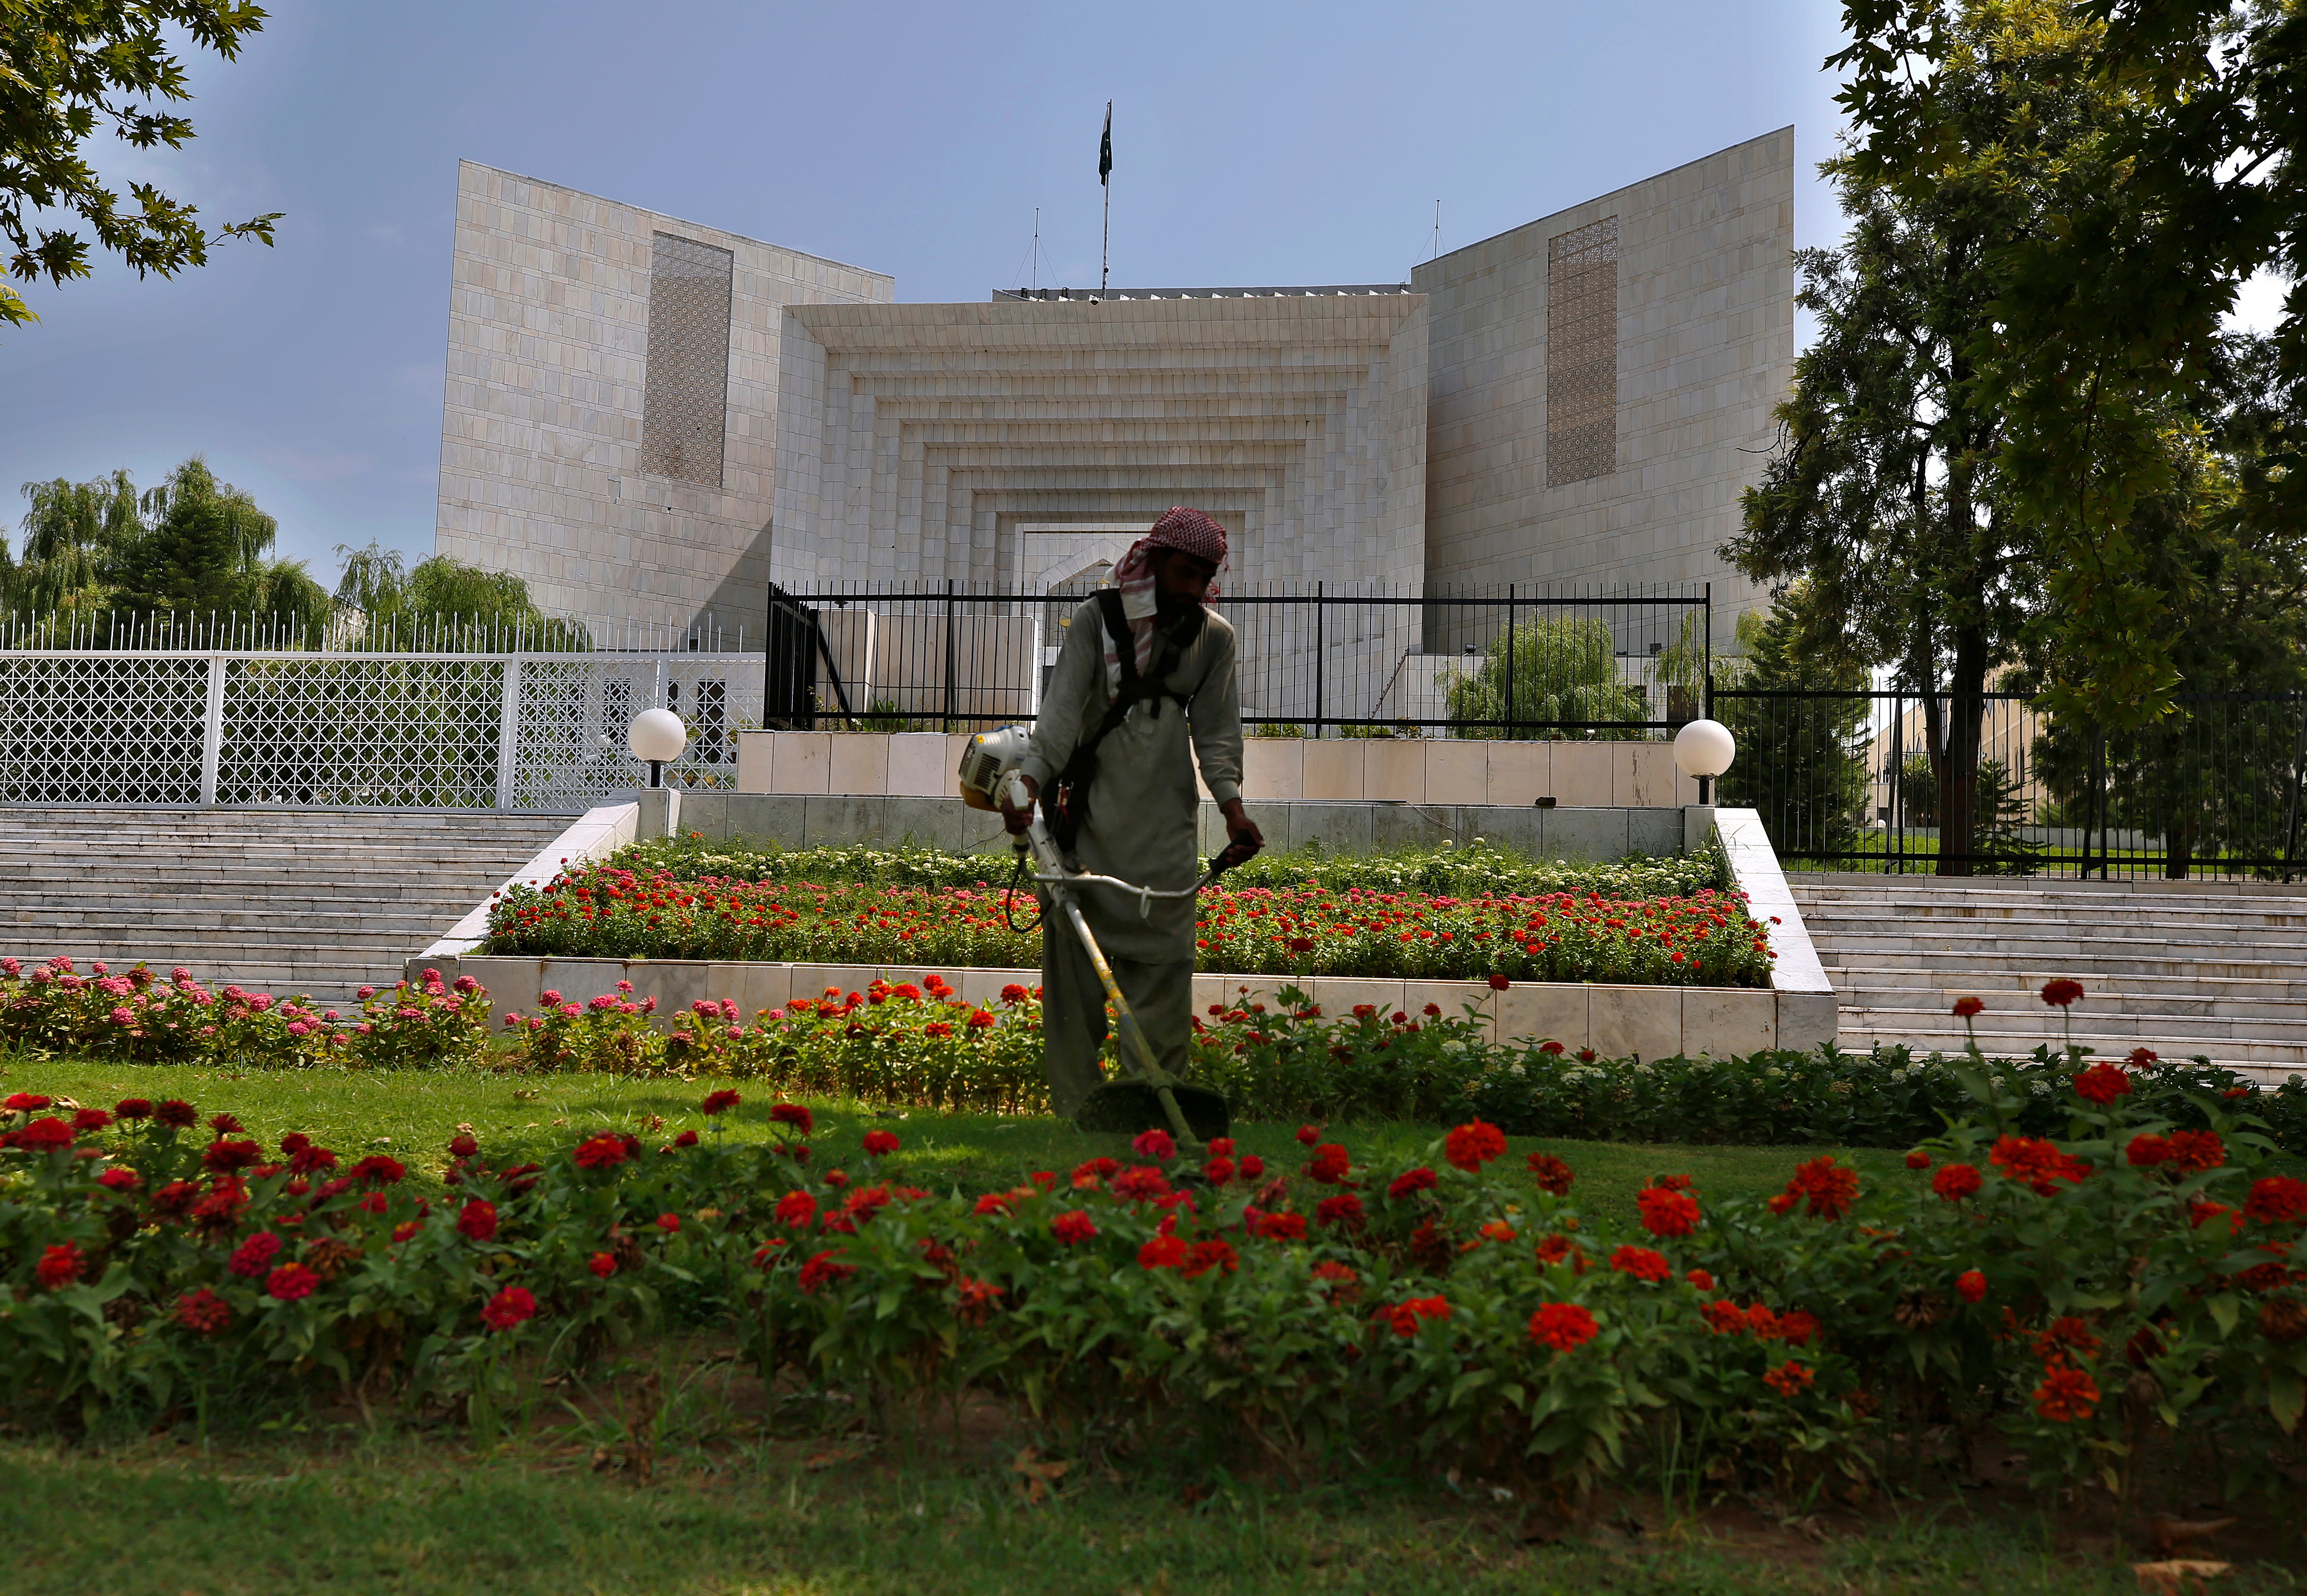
[{"xmin": 958, "ymin": 726, "xmax": 1259, "ymax": 1148}]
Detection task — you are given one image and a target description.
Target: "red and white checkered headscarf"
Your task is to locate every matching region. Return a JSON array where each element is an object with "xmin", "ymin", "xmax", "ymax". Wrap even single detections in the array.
[{"xmin": 1105, "ymin": 507, "xmax": 1228, "ymax": 690}]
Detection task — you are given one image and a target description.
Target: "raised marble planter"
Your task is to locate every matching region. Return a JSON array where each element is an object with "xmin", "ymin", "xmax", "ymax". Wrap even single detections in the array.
[{"xmin": 407, "ymin": 952, "xmax": 1825, "ymax": 1060}]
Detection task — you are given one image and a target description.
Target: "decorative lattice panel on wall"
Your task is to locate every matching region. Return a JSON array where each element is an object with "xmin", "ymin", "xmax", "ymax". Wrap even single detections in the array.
[
  {"xmin": 0, "ymin": 656, "xmax": 207, "ymax": 804},
  {"xmin": 640, "ymin": 232, "xmax": 735, "ymax": 489},
  {"xmin": 1546, "ymin": 215, "xmax": 1620, "ymax": 489}
]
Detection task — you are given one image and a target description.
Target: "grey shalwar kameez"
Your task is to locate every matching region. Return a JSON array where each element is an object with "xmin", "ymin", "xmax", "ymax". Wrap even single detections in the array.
[{"xmin": 1014, "ymin": 597, "xmax": 1244, "ymax": 1115}]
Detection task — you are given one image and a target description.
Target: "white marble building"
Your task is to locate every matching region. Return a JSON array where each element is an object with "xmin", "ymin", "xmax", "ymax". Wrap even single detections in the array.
[{"xmin": 433, "ymin": 130, "xmax": 1793, "ymax": 636}]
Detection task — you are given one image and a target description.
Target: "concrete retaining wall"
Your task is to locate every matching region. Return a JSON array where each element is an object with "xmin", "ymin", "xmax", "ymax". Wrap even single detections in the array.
[
  {"xmin": 410, "ymin": 950, "xmax": 1825, "ymax": 1060},
  {"xmin": 736, "ymin": 730, "xmax": 1704, "ymax": 808}
]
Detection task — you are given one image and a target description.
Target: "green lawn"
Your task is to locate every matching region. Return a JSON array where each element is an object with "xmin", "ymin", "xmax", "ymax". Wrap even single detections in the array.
[
  {"xmin": 6, "ymin": 1430, "xmax": 2294, "ymax": 1596},
  {"xmin": 0, "ymin": 1056, "xmax": 1902, "ymax": 1216}
]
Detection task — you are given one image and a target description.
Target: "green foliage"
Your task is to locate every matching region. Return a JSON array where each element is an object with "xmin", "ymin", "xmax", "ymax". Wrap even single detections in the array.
[
  {"xmin": 1444, "ymin": 614, "xmax": 1647, "ymax": 739},
  {"xmin": 614, "ymin": 832, "xmax": 1732, "ymax": 900},
  {"xmin": 4, "ymin": 1068, "xmax": 2305, "ymax": 1514},
  {"xmin": 1712, "ymin": 601, "xmax": 1871, "ymax": 857},
  {"xmin": 5, "ymin": 457, "xmax": 326, "ymax": 636},
  {"xmin": 0, "ymin": 1, "xmax": 280, "ymax": 331},
  {"xmin": 481, "ymin": 862, "xmax": 1772, "ymax": 986},
  {"xmin": 332, "ymin": 542, "xmax": 589, "ymax": 652}
]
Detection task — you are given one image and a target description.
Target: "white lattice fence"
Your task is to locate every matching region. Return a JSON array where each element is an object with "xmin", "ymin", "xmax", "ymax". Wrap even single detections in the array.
[{"xmin": 0, "ymin": 650, "xmax": 763, "ymax": 812}]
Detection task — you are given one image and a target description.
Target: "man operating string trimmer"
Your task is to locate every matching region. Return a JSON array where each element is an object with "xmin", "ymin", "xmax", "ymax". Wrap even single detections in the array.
[{"xmin": 997, "ymin": 508, "xmax": 1264, "ymax": 1129}]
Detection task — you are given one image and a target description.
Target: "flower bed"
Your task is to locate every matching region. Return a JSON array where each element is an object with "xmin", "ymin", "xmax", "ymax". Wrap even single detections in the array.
[
  {"xmin": 616, "ymin": 834, "xmax": 1730, "ymax": 901},
  {"xmin": 480, "ymin": 865, "xmax": 1775, "ymax": 987},
  {"xmin": 7, "ymin": 957, "xmax": 2302, "ymax": 1152},
  {"xmin": 5, "ymin": 1073, "xmax": 2304, "ymax": 1504}
]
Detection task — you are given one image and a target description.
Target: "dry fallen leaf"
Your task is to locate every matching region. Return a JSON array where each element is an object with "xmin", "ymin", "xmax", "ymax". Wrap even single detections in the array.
[
  {"xmin": 1012, "ymin": 1444, "xmax": 1071, "ymax": 1505},
  {"xmin": 2133, "ymin": 1559, "xmax": 2231, "ymax": 1595}
]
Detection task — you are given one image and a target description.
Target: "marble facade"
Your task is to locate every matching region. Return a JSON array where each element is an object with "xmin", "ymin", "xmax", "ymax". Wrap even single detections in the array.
[{"xmin": 434, "ymin": 129, "xmax": 1793, "ymax": 632}]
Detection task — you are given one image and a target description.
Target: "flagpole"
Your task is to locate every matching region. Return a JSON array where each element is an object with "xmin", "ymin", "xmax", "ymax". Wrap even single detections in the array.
[
  {"xmin": 1101, "ymin": 183, "xmax": 1110, "ymax": 294},
  {"xmin": 1099, "ymin": 100, "xmax": 1113, "ymax": 294}
]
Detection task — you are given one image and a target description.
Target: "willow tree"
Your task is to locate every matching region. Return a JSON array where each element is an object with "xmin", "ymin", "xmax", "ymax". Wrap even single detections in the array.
[{"xmin": 1443, "ymin": 614, "xmax": 1647, "ymax": 740}]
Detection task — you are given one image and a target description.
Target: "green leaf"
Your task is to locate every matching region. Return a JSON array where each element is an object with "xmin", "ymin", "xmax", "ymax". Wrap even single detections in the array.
[
  {"xmin": 2208, "ymin": 1293, "xmax": 2240, "ymax": 1338},
  {"xmin": 2270, "ymin": 1370, "xmax": 2304, "ymax": 1436}
]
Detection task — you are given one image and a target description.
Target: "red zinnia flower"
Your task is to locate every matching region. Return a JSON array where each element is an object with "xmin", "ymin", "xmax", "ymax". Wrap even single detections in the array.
[
  {"xmin": 1610, "ymin": 1245, "xmax": 1672, "ymax": 1283},
  {"xmin": 1380, "ymin": 1295, "xmax": 1451, "ymax": 1336},
  {"xmin": 2244, "ymin": 1175, "xmax": 2307, "ymax": 1226},
  {"xmin": 114, "ymin": 1098, "xmax": 154, "ymax": 1120},
  {"xmin": 769, "ymin": 1103, "xmax": 815, "ymax": 1135},
  {"xmin": 2033, "ymin": 1365, "xmax": 2099, "ymax": 1422},
  {"xmin": 1777, "ymin": 1155, "xmax": 1859, "ymax": 1218},
  {"xmin": 155, "ymin": 1100, "xmax": 197, "ymax": 1128},
  {"xmin": 15, "ymin": 1117, "xmax": 73, "ymax": 1152},
  {"xmin": 1138, "ymin": 1235, "xmax": 1188, "ymax": 1271},
  {"xmin": 1317, "ymin": 1192, "xmax": 1365, "ymax": 1229},
  {"xmin": 2039, "ymin": 978, "xmax": 2084, "ymax": 1008},
  {"xmin": 1951, "ymin": 996, "xmax": 1983, "ymax": 1018},
  {"xmin": 655, "ymin": 1212, "xmax": 680, "ymax": 1234},
  {"xmin": 1956, "ymin": 1269, "xmax": 1987, "ymax": 1303},
  {"xmin": 2071, "ymin": 1064, "xmax": 2130, "ymax": 1105},
  {"xmin": 97, "ymin": 1167, "xmax": 141, "ymax": 1192},
  {"xmin": 35, "ymin": 1242, "xmax": 83, "ymax": 1290},
  {"xmin": 349, "ymin": 1154, "xmax": 406, "ymax": 1186},
  {"xmin": 589, "ymin": 1252, "xmax": 618, "ymax": 1278},
  {"xmin": 1295, "ymin": 1125, "xmax": 1322, "ymax": 1146},
  {"xmin": 1987, "ymin": 1135, "xmax": 2091, "ymax": 1196},
  {"xmin": 1701, "ymin": 1300, "xmax": 1745, "ymax": 1334},
  {"xmin": 266, "ymin": 1263, "xmax": 319, "ymax": 1301},
  {"xmin": 1387, "ymin": 1167, "xmax": 1438, "ymax": 1200},
  {"xmin": 1112, "ymin": 1166, "xmax": 1172, "ymax": 1202},
  {"xmin": 456, "ymin": 1200, "xmax": 498, "ymax": 1241},
  {"xmin": 2033, "ymin": 1316, "xmax": 2101, "ymax": 1366},
  {"xmin": 1132, "ymin": 1128, "xmax": 1175, "ymax": 1160},
  {"xmin": 2163, "ymin": 1130, "xmax": 2225, "ymax": 1173},
  {"xmin": 1050, "ymin": 1210, "xmax": 1098, "ymax": 1245},
  {"xmin": 1306, "ymin": 1144, "xmax": 1351, "ymax": 1184},
  {"xmin": 1443, "ymin": 1120, "xmax": 1506, "ymax": 1172},
  {"xmin": 1526, "ymin": 1152, "xmax": 1575, "ymax": 1196},
  {"xmin": 448, "ymin": 1133, "xmax": 479, "ymax": 1158},
  {"xmin": 574, "ymin": 1132, "xmax": 629, "ymax": 1169},
  {"xmin": 2126, "ymin": 1134, "xmax": 2172, "ymax": 1168},
  {"xmin": 701, "ymin": 1089, "xmax": 742, "ymax": 1116},
  {"xmin": 1528, "ymin": 1301, "xmax": 1598, "ymax": 1351},
  {"xmin": 1488, "ymin": 973, "xmax": 1511, "ymax": 991},
  {"xmin": 1253, "ymin": 1211, "xmax": 1307, "ymax": 1242},
  {"xmin": 481, "ymin": 1283, "xmax": 537, "ymax": 1329},
  {"xmin": 228, "ymin": 1231, "xmax": 284, "ymax": 1277},
  {"xmin": 4, "ymin": 1091, "xmax": 52, "ymax": 1111},
  {"xmin": 1763, "ymin": 1360, "xmax": 1814, "ymax": 1397},
  {"xmin": 776, "ymin": 1190, "xmax": 818, "ymax": 1227},
  {"xmin": 175, "ymin": 1288, "xmax": 231, "ymax": 1333},
  {"xmin": 1637, "ymin": 1185, "xmax": 1700, "ymax": 1238},
  {"xmin": 71, "ymin": 1108, "xmax": 112, "ymax": 1132},
  {"xmin": 1686, "ymin": 1268, "xmax": 1714, "ymax": 1291},
  {"xmin": 862, "ymin": 1130, "xmax": 899, "ymax": 1157},
  {"xmin": 1932, "ymin": 1163, "xmax": 1982, "ymax": 1202},
  {"xmin": 1182, "ymin": 1239, "xmax": 1238, "ymax": 1278},
  {"xmin": 1904, "ymin": 1150, "xmax": 1932, "ymax": 1170}
]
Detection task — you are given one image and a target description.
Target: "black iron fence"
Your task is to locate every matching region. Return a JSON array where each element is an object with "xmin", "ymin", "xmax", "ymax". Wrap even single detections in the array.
[
  {"xmin": 763, "ymin": 581, "xmax": 1713, "ymax": 739},
  {"xmin": 1707, "ymin": 686, "xmax": 2307, "ymax": 880}
]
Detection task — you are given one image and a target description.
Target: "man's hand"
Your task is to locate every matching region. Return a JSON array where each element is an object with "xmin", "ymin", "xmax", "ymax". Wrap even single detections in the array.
[
  {"xmin": 1215, "ymin": 797, "xmax": 1264, "ymax": 869},
  {"xmin": 998, "ymin": 772, "xmax": 1039, "ymax": 835}
]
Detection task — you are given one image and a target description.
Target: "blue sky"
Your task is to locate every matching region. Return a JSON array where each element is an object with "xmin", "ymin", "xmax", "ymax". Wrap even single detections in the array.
[{"xmin": 2, "ymin": 1, "xmax": 1859, "ymax": 584}]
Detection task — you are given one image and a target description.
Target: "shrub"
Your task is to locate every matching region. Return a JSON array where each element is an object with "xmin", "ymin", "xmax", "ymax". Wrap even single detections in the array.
[
  {"xmin": 7, "ymin": 1070, "xmax": 2302, "ymax": 1508},
  {"xmin": 480, "ymin": 867, "xmax": 1774, "ymax": 987}
]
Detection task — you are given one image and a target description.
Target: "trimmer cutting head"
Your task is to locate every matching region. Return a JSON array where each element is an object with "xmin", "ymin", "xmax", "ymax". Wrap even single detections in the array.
[{"xmin": 1074, "ymin": 1080, "xmax": 1231, "ymax": 1142}]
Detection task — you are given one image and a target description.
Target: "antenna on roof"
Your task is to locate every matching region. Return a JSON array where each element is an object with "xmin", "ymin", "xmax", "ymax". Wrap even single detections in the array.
[
  {"xmin": 1432, "ymin": 200, "xmax": 1441, "ymax": 260},
  {"xmin": 1032, "ymin": 208, "xmax": 1040, "ymax": 292}
]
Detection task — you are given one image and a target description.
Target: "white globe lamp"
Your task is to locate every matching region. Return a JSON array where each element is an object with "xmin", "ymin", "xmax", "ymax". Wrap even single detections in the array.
[
  {"xmin": 628, "ymin": 708, "xmax": 688, "ymax": 789},
  {"xmin": 1672, "ymin": 718, "xmax": 1735, "ymax": 805}
]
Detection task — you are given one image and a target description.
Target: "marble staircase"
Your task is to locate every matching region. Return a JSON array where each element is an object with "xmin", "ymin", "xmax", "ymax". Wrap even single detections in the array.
[
  {"xmin": 0, "ymin": 807, "xmax": 571, "ymax": 1006},
  {"xmin": 1790, "ymin": 873, "xmax": 2307, "ymax": 1079}
]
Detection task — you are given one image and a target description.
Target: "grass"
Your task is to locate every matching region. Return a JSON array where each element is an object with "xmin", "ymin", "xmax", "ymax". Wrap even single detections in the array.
[
  {"xmin": 8, "ymin": 1426, "xmax": 2305, "ymax": 1596},
  {"xmin": 0, "ymin": 1055, "xmax": 1905, "ymax": 1216}
]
